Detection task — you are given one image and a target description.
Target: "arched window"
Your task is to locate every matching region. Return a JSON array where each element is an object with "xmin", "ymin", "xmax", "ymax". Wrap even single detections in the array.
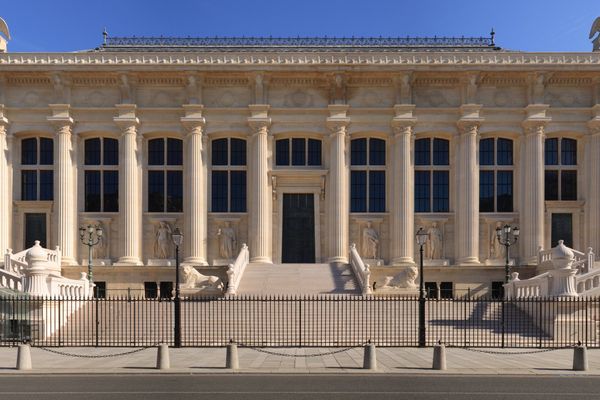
[
  {"xmin": 275, "ymin": 138, "xmax": 321, "ymax": 166},
  {"xmin": 479, "ymin": 138, "xmax": 513, "ymax": 212},
  {"xmin": 20, "ymin": 137, "xmax": 54, "ymax": 201},
  {"xmin": 84, "ymin": 137, "xmax": 119, "ymax": 212},
  {"xmin": 544, "ymin": 138, "xmax": 577, "ymax": 201},
  {"xmin": 211, "ymin": 138, "xmax": 247, "ymax": 212},
  {"xmin": 414, "ymin": 138, "xmax": 449, "ymax": 212},
  {"xmin": 350, "ymin": 138, "xmax": 385, "ymax": 212},
  {"xmin": 147, "ymin": 138, "xmax": 183, "ymax": 212}
]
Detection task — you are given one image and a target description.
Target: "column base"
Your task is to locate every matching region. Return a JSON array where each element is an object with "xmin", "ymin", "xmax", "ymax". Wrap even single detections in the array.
[
  {"xmin": 182, "ymin": 257, "xmax": 208, "ymax": 267},
  {"xmin": 60, "ymin": 257, "xmax": 78, "ymax": 267},
  {"xmin": 391, "ymin": 256, "xmax": 415, "ymax": 266},
  {"xmin": 456, "ymin": 257, "xmax": 481, "ymax": 265},
  {"xmin": 114, "ymin": 257, "xmax": 144, "ymax": 266},
  {"xmin": 328, "ymin": 256, "xmax": 349, "ymax": 264},
  {"xmin": 250, "ymin": 256, "xmax": 272, "ymax": 264}
]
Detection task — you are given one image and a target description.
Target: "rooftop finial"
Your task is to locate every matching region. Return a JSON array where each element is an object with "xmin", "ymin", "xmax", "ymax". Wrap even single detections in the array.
[
  {"xmin": 0, "ymin": 16, "xmax": 11, "ymax": 53},
  {"xmin": 102, "ymin": 27, "xmax": 108, "ymax": 45},
  {"xmin": 490, "ymin": 28, "xmax": 495, "ymax": 47}
]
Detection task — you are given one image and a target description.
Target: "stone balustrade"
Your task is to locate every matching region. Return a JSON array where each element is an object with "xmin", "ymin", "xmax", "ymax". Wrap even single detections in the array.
[
  {"xmin": 226, "ymin": 244, "xmax": 249, "ymax": 296},
  {"xmin": 349, "ymin": 243, "xmax": 372, "ymax": 296}
]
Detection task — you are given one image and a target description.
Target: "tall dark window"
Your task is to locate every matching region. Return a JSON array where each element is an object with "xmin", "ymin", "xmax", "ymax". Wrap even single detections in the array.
[
  {"xmin": 147, "ymin": 138, "xmax": 183, "ymax": 212},
  {"xmin": 20, "ymin": 137, "xmax": 54, "ymax": 201},
  {"xmin": 275, "ymin": 138, "xmax": 321, "ymax": 166},
  {"xmin": 84, "ymin": 137, "xmax": 119, "ymax": 212},
  {"xmin": 479, "ymin": 138, "xmax": 513, "ymax": 212},
  {"xmin": 545, "ymin": 138, "xmax": 577, "ymax": 201},
  {"xmin": 350, "ymin": 138, "xmax": 386, "ymax": 212},
  {"xmin": 414, "ymin": 138, "xmax": 449, "ymax": 212},
  {"xmin": 211, "ymin": 138, "xmax": 247, "ymax": 212}
]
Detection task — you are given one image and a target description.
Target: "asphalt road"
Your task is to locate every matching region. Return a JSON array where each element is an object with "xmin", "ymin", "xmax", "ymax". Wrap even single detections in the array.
[{"xmin": 1, "ymin": 374, "xmax": 600, "ymax": 400}]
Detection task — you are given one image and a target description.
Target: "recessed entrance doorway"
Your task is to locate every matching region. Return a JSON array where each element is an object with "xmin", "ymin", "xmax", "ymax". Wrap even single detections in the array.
[
  {"xmin": 24, "ymin": 213, "xmax": 46, "ymax": 249},
  {"xmin": 282, "ymin": 193, "xmax": 315, "ymax": 263}
]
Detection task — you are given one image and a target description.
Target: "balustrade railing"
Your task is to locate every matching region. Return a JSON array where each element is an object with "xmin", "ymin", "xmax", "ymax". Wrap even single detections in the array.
[
  {"xmin": 349, "ymin": 243, "xmax": 372, "ymax": 295},
  {"xmin": 225, "ymin": 244, "xmax": 249, "ymax": 296}
]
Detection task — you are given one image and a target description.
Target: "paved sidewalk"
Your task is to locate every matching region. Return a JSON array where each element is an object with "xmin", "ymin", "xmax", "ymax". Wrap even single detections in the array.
[{"xmin": 0, "ymin": 346, "xmax": 598, "ymax": 375}]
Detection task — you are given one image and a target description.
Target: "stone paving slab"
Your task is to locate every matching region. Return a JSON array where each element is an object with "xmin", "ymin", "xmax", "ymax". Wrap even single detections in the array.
[{"xmin": 0, "ymin": 346, "xmax": 598, "ymax": 375}]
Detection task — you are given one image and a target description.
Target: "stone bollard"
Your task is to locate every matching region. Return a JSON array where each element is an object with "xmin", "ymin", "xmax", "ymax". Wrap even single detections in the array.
[
  {"xmin": 573, "ymin": 345, "xmax": 588, "ymax": 371},
  {"xmin": 226, "ymin": 340, "xmax": 239, "ymax": 370},
  {"xmin": 16, "ymin": 344, "xmax": 32, "ymax": 370},
  {"xmin": 432, "ymin": 343, "xmax": 447, "ymax": 370},
  {"xmin": 156, "ymin": 344, "xmax": 170, "ymax": 370},
  {"xmin": 363, "ymin": 341, "xmax": 377, "ymax": 370}
]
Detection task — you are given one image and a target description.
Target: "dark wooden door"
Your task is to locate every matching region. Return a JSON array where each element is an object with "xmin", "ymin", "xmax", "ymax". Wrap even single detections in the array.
[
  {"xmin": 24, "ymin": 213, "xmax": 46, "ymax": 248},
  {"xmin": 551, "ymin": 213, "xmax": 573, "ymax": 248},
  {"xmin": 282, "ymin": 194, "xmax": 315, "ymax": 263}
]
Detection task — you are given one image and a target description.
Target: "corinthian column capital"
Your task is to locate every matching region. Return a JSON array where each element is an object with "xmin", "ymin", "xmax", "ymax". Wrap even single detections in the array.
[
  {"xmin": 0, "ymin": 104, "xmax": 8, "ymax": 129},
  {"xmin": 522, "ymin": 122, "xmax": 546, "ymax": 137},
  {"xmin": 588, "ymin": 104, "xmax": 600, "ymax": 135}
]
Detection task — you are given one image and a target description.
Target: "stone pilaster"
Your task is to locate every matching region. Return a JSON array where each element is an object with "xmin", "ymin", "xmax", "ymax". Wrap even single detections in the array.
[
  {"xmin": 181, "ymin": 104, "xmax": 208, "ymax": 265},
  {"xmin": 0, "ymin": 105, "xmax": 10, "ymax": 258},
  {"xmin": 456, "ymin": 105, "xmax": 483, "ymax": 265},
  {"xmin": 586, "ymin": 105, "xmax": 600, "ymax": 256},
  {"xmin": 248, "ymin": 105, "xmax": 272, "ymax": 263},
  {"xmin": 326, "ymin": 104, "xmax": 350, "ymax": 264},
  {"xmin": 390, "ymin": 105, "xmax": 416, "ymax": 265},
  {"xmin": 114, "ymin": 104, "xmax": 143, "ymax": 265},
  {"xmin": 521, "ymin": 104, "xmax": 551, "ymax": 264},
  {"xmin": 47, "ymin": 104, "xmax": 77, "ymax": 265}
]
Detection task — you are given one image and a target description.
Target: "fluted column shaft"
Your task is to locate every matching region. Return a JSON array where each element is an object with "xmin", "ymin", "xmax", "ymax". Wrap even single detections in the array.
[
  {"xmin": 588, "ymin": 123, "xmax": 600, "ymax": 255},
  {"xmin": 521, "ymin": 125, "xmax": 545, "ymax": 264},
  {"xmin": 0, "ymin": 116, "xmax": 10, "ymax": 256},
  {"xmin": 249, "ymin": 124, "xmax": 271, "ymax": 263},
  {"xmin": 117, "ymin": 125, "xmax": 142, "ymax": 265},
  {"xmin": 327, "ymin": 124, "xmax": 349, "ymax": 263},
  {"xmin": 456, "ymin": 124, "xmax": 480, "ymax": 264},
  {"xmin": 391, "ymin": 124, "xmax": 414, "ymax": 264},
  {"xmin": 55, "ymin": 124, "xmax": 77, "ymax": 264},
  {"xmin": 183, "ymin": 125, "xmax": 208, "ymax": 265}
]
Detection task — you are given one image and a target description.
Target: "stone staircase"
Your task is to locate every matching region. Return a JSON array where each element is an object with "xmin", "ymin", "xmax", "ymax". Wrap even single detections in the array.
[{"xmin": 236, "ymin": 263, "xmax": 361, "ymax": 295}]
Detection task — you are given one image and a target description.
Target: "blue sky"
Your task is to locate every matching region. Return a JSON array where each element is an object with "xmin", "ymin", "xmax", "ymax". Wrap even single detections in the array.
[{"xmin": 2, "ymin": 0, "xmax": 599, "ymax": 52}]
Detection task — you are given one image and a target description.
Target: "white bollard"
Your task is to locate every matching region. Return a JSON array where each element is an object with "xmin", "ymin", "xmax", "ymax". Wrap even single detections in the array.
[
  {"xmin": 226, "ymin": 341, "xmax": 239, "ymax": 370},
  {"xmin": 432, "ymin": 343, "xmax": 447, "ymax": 370},
  {"xmin": 573, "ymin": 345, "xmax": 588, "ymax": 371},
  {"xmin": 363, "ymin": 341, "xmax": 377, "ymax": 370},
  {"xmin": 16, "ymin": 344, "xmax": 32, "ymax": 370},
  {"xmin": 156, "ymin": 344, "xmax": 170, "ymax": 370}
]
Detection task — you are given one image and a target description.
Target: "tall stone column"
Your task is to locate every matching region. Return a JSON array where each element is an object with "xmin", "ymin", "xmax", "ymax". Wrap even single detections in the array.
[
  {"xmin": 390, "ymin": 105, "xmax": 416, "ymax": 265},
  {"xmin": 48, "ymin": 105, "xmax": 77, "ymax": 265},
  {"xmin": 587, "ymin": 105, "xmax": 600, "ymax": 255},
  {"xmin": 114, "ymin": 105, "xmax": 143, "ymax": 265},
  {"xmin": 248, "ymin": 105, "xmax": 272, "ymax": 263},
  {"xmin": 521, "ymin": 105, "xmax": 550, "ymax": 264},
  {"xmin": 181, "ymin": 105, "xmax": 208, "ymax": 265},
  {"xmin": 0, "ymin": 105, "xmax": 10, "ymax": 258},
  {"xmin": 326, "ymin": 105, "xmax": 350, "ymax": 264},
  {"xmin": 456, "ymin": 105, "xmax": 482, "ymax": 265}
]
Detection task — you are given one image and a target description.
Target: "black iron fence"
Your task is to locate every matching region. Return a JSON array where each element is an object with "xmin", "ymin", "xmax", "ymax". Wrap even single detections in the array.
[{"xmin": 0, "ymin": 295, "xmax": 598, "ymax": 348}]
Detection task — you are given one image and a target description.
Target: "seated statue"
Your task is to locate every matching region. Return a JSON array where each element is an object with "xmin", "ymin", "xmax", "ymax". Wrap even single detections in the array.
[{"xmin": 181, "ymin": 265, "xmax": 223, "ymax": 290}]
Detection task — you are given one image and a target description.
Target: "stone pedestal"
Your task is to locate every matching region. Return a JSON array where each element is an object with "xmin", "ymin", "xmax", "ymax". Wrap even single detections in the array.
[{"xmin": 551, "ymin": 268, "xmax": 578, "ymax": 297}]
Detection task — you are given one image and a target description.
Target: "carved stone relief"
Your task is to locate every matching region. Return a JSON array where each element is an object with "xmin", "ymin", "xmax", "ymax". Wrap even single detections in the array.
[{"xmin": 154, "ymin": 221, "xmax": 172, "ymax": 259}]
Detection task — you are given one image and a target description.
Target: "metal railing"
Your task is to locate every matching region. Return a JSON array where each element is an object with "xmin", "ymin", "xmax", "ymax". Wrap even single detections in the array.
[{"xmin": 0, "ymin": 296, "xmax": 597, "ymax": 348}]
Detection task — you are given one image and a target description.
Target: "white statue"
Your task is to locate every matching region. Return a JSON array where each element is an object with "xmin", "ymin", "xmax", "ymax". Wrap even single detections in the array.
[
  {"xmin": 590, "ymin": 17, "xmax": 600, "ymax": 52},
  {"xmin": 181, "ymin": 265, "xmax": 223, "ymax": 290},
  {"xmin": 154, "ymin": 221, "xmax": 172, "ymax": 259},
  {"xmin": 425, "ymin": 222, "xmax": 443, "ymax": 260},
  {"xmin": 362, "ymin": 221, "xmax": 379, "ymax": 259},
  {"xmin": 490, "ymin": 221, "xmax": 504, "ymax": 260},
  {"xmin": 381, "ymin": 266, "xmax": 418, "ymax": 289},
  {"xmin": 217, "ymin": 222, "xmax": 236, "ymax": 259}
]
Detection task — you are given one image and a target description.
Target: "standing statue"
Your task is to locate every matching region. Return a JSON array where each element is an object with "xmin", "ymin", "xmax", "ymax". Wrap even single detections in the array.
[
  {"xmin": 490, "ymin": 221, "xmax": 504, "ymax": 260},
  {"xmin": 362, "ymin": 221, "xmax": 379, "ymax": 259},
  {"xmin": 154, "ymin": 221, "xmax": 172, "ymax": 259},
  {"xmin": 590, "ymin": 17, "xmax": 600, "ymax": 52},
  {"xmin": 425, "ymin": 222, "xmax": 443, "ymax": 260},
  {"xmin": 217, "ymin": 222, "xmax": 236, "ymax": 259}
]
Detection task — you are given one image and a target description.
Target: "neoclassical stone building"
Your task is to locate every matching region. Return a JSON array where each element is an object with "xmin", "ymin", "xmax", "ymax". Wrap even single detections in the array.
[{"xmin": 1, "ymin": 31, "xmax": 600, "ymax": 297}]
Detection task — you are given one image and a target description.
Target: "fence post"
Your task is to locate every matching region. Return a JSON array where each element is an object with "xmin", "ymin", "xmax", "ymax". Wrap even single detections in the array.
[{"xmin": 95, "ymin": 297, "xmax": 99, "ymax": 347}]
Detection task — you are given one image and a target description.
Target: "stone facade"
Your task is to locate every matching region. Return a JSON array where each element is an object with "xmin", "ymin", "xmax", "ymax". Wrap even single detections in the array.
[{"xmin": 1, "ymin": 36, "xmax": 600, "ymax": 296}]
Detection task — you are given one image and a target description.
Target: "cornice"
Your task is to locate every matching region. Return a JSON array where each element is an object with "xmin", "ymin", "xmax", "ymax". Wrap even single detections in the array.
[{"xmin": 2, "ymin": 52, "xmax": 600, "ymax": 69}]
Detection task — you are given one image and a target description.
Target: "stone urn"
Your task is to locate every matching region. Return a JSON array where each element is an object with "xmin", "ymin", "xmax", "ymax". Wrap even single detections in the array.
[
  {"xmin": 24, "ymin": 241, "xmax": 50, "ymax": 296},
  {"xmin": 549, "ymin": 240, "xmax": 578, "ymax": 297}
]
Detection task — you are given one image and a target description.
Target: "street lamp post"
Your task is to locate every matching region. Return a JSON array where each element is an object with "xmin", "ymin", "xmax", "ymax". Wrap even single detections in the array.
[
  {"xmin": 495, "ymin": 224, "xmax": 520, "ymax": 284},
  {"xmin": 171, "ymin": 227, "xmax": 183, "ymax": 348},
  {"xmin": 79, "ymin": 224, "xmax": 104, "ymax": 287},
  {"xmin": 416, "ymin": 227, "xmax": 429, "ymax": 347}
]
